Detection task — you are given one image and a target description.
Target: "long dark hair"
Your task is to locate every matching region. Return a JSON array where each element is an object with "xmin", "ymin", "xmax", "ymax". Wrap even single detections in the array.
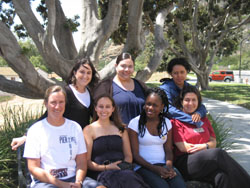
[
  {"xmin": 93, "ymin": 94, "xmax": 125, "ymax": 132},
  {"xmin": 138, "ymin": 87, "xmax": 169, "ymax": 138},
  {"xmin": 174, "ymin": 86, "xmax": 202, "ymax": 111},
  {"xmin": 67, "ymin": 58, "xmax": 100, "ymax": 91}
]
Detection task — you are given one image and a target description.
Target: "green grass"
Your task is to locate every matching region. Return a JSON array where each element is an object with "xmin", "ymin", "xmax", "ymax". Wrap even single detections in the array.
[
  {"xmin": 0, "ymin": 96, "xmax": 14, "ymax": 103},
  {"xmin": 201, "ymin": 83, "xmax": 250, "ymax": 110}
]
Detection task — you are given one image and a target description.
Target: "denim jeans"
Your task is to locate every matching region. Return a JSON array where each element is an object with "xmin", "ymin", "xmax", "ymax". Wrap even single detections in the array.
[
  {"xmin": 137, "ymin": 164, "xmax": 186, "ymax": 188},
  {"xmin": 32, "ymin": 176, "xmax": 102, "ymax": 188}
]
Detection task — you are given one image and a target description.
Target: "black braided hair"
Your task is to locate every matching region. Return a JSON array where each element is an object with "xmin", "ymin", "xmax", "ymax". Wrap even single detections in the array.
[{"xmin": 138, "ymin": 87, "xmax": 170, "ymax": 138}]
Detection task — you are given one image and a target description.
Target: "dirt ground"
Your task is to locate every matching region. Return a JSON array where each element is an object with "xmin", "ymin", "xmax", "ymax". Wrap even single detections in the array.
[{"xmin": 0, "ymin": 95, "xmax": 44, "ymax": 127}]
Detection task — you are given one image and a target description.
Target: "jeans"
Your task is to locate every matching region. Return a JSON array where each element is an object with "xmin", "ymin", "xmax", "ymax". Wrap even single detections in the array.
[
  {"xmin": 137, "ymin": 164, "xmax": 186, "ymax": 188},
  {"xmin": 32, "ymin": 176, "xmax": 102, "ymax": 188}
]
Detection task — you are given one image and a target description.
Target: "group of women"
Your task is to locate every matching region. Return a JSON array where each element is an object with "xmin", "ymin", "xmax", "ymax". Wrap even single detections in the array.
[{"xmin": 11, "ymin": 54, "xmax": 250, "ymax": 188}]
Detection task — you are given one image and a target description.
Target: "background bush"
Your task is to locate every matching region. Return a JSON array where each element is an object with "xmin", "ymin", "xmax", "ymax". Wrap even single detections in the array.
[{"xmin": 0, "ymin": 105, "xmax": 43, "ymax": 188}]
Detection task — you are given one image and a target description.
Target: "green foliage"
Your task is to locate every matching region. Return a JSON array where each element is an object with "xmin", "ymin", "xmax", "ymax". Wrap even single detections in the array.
[
  {"xmin": 19, "ymin": 40, "xmax": 51, "ymax": 72},
  {"xmin": 14, "ymin": 24, "xmax": 28, "ymax": 39},
  {"xmin": 207, "ymin": 114, "xmax": 234, "ymax": 150},
  {"xmin": 0, "ymin": 57, "xmax": 8, "ymax": 66},
  {"xmin": 0, "ymin": 105, "xmax": 43, "ymax": 187},
  {"xmin": 64, "ymin": 16, "xmax": 80, "ymax": 32}
]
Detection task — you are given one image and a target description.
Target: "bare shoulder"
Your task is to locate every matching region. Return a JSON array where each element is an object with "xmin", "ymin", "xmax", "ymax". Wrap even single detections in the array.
[{"xmin": 83, "ymin": 123, "xmax": 96, "ymax": 136}]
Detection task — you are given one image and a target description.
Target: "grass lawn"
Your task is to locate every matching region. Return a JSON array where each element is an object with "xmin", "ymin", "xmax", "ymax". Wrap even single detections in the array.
[
  {"xmin": 0, "ymin": 95, "xmax": 14, "ymax": 103},
  {"xmin": 201, "ymin": 83, "xmax": 250, "ymax": 110}
]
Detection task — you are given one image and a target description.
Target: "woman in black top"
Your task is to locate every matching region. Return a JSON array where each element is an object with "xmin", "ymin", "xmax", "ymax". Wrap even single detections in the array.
[
  {"xmin": 11, "ymin": 58, "xmax": 99, "ymax": 150},
  {"xmin": 63, "ymin": 58, "xmax": 99, "ymax": 128}
]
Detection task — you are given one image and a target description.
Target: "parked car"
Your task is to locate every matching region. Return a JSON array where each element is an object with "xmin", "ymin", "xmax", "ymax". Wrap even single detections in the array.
[{"xmin": 209, "ymin": 70, "xmax": 234, "ymax": 82}]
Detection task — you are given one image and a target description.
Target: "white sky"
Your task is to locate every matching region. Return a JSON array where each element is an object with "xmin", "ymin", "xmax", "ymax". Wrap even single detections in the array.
[{"xmin": 59, "ymin": 0, "xmax": 82, "ymax": 50}]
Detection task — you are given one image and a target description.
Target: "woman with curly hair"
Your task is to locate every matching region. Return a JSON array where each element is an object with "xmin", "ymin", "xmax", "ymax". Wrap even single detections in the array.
[{"xmin": 128, "ymin": 88, "xmax": 186, "ymax": 188}]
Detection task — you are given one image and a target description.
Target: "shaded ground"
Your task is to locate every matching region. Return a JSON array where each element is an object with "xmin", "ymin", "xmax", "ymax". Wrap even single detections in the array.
[{"xmin": 203, "ymin": 97, "xmax": 250, "ymax": 174}]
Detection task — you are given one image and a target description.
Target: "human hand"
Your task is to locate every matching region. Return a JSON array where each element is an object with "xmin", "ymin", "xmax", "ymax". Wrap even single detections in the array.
[
  {"xmin": 11, "ymin": 136, "xmax": 26, "ymax": 150},
  {"xmin": 187, "ymin": 144, "xmax": 206, "ymax": 153},
  {"xmin": 106, "ymin": 160, "xmax": 122, "ymax": 170},
  {"xmin": 192, "ymin": 113, "xmax": 201, "ymax": 122},
  {"xmin": 58, "ymin": 181, "xmax": 81, "ymax": 188},
  {"xmin": 164, "ymin": 165, "xmax": 177, "ymax": 179},
  {"xmin": 153, "ymin": 165, "xmax": 175, "ymax": 179},
  {"xmin": 69, "ymin": 182, "xmax": 81, "ymax": 188}
]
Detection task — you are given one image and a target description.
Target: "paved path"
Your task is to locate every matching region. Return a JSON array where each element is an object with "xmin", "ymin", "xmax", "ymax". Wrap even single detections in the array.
[{"xmin": 203, "ymin": 97, "xmax": 250, "ymax": 174}]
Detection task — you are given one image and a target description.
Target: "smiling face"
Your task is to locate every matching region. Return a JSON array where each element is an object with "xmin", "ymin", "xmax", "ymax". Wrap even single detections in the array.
[
  {"xmin": 145, "ymin": 94, "xmax": 164, "ymax": 120},
  {"xmin": 182, "ymin": 92, "xmax": 199, "ymax": 114},
  {"xmin": 95, "ymin": 97, "xmax": 115, "ymax": 120},
  {"xmin": 115, "ymin": 58, "xmax": 134, "ymax": 81},
  {"xmin": 45, "ymin": 91, "xmax": 66, "ymax": 120},
  {"xmin": 171, "ymin": 65, "xmax": 188, "ymax": 88},
  {"xmin": 74, "ymin": 64, "xmax": 92, "ymax": 89}
]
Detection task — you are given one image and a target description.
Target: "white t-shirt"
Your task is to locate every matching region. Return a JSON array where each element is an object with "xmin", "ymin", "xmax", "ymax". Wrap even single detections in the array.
[
  {"xmin": 69, "ymin": 84, "xmax": 90, "ymax": 107},
  {"xmin": 24, "ymin": 118, "xmax": 87, "ymax": 180},
  {"xmin": 128, "ymin": 115, "xmax": 172, "ymax": 166}
]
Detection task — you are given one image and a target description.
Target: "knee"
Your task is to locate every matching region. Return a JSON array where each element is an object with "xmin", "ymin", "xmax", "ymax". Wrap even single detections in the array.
[
  {"xmin": 208, "ymin": 148, "xmax": 224, "ymax": 157},
  {"xmin": 208, "ymin": 148, "xmax": 229, "ymax": 164}
]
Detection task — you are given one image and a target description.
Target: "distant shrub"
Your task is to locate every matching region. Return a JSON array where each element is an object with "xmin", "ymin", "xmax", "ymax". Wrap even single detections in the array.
[{"xmin": 0, "ymin": 105, "xmax": 43, "ymax": 187}]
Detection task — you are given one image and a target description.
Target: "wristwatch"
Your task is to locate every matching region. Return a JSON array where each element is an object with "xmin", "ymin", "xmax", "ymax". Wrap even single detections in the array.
[{"xmin": 206, "ymin": 143, "xmax": 209, "ymax": 149}]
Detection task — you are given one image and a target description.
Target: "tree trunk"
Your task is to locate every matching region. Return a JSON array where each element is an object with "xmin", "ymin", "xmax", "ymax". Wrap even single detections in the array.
[
  {"xmin": 135, "ymin": 4, "xmax": 174, "ymax": 82},
  {"xmin": 79, "ymin": 0, "xmax": 122, "ymax": 64},
  {"xmin": 196, "ymin": 71, "xmax": 210, "ymax": 90}
]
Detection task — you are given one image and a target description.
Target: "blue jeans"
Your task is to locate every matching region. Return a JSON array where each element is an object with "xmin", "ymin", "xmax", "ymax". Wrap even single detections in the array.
[
  {"xmin": 137, "ymin": 164, "xmax": 186, "ymax": 188},
  {"xmin": 32, "ymin": 176, "xmax": 103, "ymax": 188}
]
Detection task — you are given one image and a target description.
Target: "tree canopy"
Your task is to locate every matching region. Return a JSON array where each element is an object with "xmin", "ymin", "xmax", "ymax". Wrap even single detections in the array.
[{"xmin": 0, "ymin": 0, "xmax": 250, "ymax": 98}]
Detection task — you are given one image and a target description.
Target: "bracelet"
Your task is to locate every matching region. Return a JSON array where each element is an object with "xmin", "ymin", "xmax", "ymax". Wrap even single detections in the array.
[
  {"xmin": 104, "ymin": 164, "xmax": 106, "ymax": 171},
  {"xmin": 206, "ymin": 143, "xmax": 209, "ymax": 149}
]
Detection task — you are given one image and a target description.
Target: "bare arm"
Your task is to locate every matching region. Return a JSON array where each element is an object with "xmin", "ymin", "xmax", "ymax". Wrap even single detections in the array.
[
  {"xmin": 75, "ymin": 153, "xmax": 87, "ymax": 186},
  {"xmin": 163, "ymin": 129, "xmax": 177, "ymax": 179},
  {"xmin": 121, "ymin": 130, "xmax": 132, "ymax": 163},
  {"xmin": 175, "ymin": 136, "xmax": 217, "ymax": 154},
  {"xmin": 11, "ymin": 136, "xmax": 27, "ymax": 150}
]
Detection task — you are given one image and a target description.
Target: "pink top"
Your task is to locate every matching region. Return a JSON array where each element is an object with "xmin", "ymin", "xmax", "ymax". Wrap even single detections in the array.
[{"xmin": 171, "ymin": 117, "xmax": 216, "ymax": 157}]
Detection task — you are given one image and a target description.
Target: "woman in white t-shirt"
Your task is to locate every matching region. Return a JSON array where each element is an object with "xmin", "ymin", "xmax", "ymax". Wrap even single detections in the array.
[
  {"xmin": 23, "ymin": 85, "xmax": 105, "ymax": 188},
  {"xmin": 128, "ymin": 88, "xmax": 186, "ymax": 188}
]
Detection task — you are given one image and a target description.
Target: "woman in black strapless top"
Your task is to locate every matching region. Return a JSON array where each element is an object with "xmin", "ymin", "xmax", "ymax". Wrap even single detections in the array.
[{"xmin": 83, "ymin": 94, "xmax": 149, "ymax": 188}]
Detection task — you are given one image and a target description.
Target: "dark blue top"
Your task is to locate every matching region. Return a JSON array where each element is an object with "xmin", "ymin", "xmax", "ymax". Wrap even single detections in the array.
[
  {"xmin": 113, "ymin": 79, "xmax": 145, "ymax": 124},
  {"xmin": 159, "ymin": 79, "xmax": 207, "ymax": 127}
]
